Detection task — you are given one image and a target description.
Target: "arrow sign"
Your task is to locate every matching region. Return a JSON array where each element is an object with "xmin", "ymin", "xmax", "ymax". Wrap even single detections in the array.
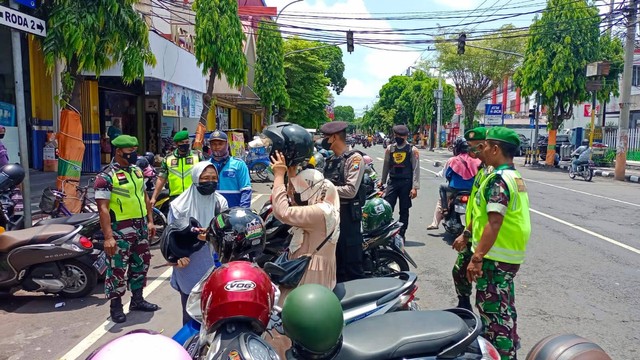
[{"xmin": 0, "ymin": 5, "xmax": 46, "ymax": 37}]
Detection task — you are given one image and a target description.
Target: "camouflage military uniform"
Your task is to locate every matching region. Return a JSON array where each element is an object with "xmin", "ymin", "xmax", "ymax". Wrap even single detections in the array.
[
  {"xmin": 452, "ymin": 244, "xmax": 473, "ymax": 297},
  {"xmin": 94, "ymin": 162, "xmax": 151, "ymax": 299}
]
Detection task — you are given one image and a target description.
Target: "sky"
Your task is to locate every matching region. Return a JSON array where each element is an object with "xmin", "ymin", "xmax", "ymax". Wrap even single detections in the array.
[{"xmin": 264, "ymin": 0, "xmax": 616, "ymax": 116}]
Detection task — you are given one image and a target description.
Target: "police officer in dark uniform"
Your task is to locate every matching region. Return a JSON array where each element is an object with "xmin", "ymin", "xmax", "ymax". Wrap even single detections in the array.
[
  {"xmin": 320, "ymin": 121, "xmax": 366, "ymax": 282},
  {"xmin": 379, "ymin": 125, "xmax": 420, "ymax": 238}
]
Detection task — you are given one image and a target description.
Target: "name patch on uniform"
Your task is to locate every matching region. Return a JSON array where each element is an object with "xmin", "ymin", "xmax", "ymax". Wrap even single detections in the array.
[
  {"xmin": 134, "ymin": 169, "xmax": 143, "ymax": 178},
  {"xmin": 186, "ymin": 157, "xmax": 194, "ymax": 165},
  {"xmin": 393, "ymin": 152, "xmax": 407, "ymax": 164},
  {"xmin": 514, "ymin": 178, "xmax": 527, "ymax": 192},
  {"xmin": 171, "ymin": 159, "xmax": 178, "ymax": 167}
]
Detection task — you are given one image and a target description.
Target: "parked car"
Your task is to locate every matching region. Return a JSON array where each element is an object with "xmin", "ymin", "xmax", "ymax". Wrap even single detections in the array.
[
  {"xmin": 516, "ymin": 134, "xmax": 531, "ymax": 156},
  {"xmin": 539, "ymin": 134, "xmax": 571, "ymax": 160}
]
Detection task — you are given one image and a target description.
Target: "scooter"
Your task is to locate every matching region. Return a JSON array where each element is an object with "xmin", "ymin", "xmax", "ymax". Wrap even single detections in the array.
[
  {"xmin": 0, "ymin": 224, "xmax": 99, "ymax": 298},
  {"xmin": 442, "ymin": 191, "xmax": 471, "ymax": 240}
]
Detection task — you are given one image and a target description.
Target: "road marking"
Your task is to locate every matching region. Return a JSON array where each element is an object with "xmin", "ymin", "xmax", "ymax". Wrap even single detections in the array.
[
  {"xmin": 252, "ymin": 194, "xmax": 265, "ymax": 203},
  {"xmin": 376, "ymin": 157, "xmax": 384, "ymax": 161},
  {"xmin": 59, "ymin": 269, "xmax": 172, "ymax": 360},
  {"xmin": 526, "ymin": 179, "xmax": 640, "ymax": 208},
  {"xmin": 530, "ymin": 208, "xmax": 640, "ymax": 256},
  {"xmin": 420, "ymin": 166, "xmax": 439, "ymax": 176}
]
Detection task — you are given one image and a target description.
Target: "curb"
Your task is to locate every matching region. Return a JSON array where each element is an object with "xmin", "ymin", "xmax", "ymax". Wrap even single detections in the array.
[{"xmin": 556, "ymin": 163, "xmax": 640, "ymax": 183}]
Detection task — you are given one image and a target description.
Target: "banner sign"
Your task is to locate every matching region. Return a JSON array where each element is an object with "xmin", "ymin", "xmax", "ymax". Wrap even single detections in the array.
[{"xmin": 161, "ymin": 82, "xmax": 203, "ymax": 118}]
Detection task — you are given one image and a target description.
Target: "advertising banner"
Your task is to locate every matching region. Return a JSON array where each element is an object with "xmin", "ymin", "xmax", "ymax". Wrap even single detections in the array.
[{"xmin": 161, "ymin": 82, "xmax": 203, "ymax": 118}]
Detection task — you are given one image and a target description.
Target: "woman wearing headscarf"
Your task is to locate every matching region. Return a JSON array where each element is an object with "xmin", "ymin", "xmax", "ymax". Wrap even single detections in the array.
[{"xmin": 168, "ymin": 161, "xmax": 228, "ymax": 325}]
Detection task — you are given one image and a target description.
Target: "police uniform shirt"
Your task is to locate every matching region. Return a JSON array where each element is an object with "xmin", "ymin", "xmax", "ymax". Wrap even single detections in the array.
[
  {"xmin": 380, "ymin": 143, "xmax": 421, "ymax": 190},
  {"xmin": 336, "ymin": 153, "xmax": 365, "ymax": 200}
]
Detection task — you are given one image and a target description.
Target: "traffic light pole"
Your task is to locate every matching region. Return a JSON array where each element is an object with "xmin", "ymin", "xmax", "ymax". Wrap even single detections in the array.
[{"xmin": 532, "ymin": 93, "xmax": 541, "ymax": 165}]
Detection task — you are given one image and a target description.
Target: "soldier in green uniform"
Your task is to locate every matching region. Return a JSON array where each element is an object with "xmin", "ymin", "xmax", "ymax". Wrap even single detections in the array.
[
  {"xmin": 466, "ymin": 127, "xmax": 531, "ymax": 360},
  {"xmin": 94, "ymin": 135, "xmax": 159, "ymax": 323},
  {"xmin": 451, "ymin": 127, "xmax": 491, "ymax": 311},
  {"xmin": 151, "ymin": 130, "xmax": 203, "ymax": 206}
]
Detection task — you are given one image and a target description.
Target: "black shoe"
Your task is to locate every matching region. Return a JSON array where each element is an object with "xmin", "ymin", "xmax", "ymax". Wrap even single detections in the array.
[
  {"xmin": 129, "ymin": 289, "xmax": 159, "ymax": 312},
  {"xmin": 110, "ymin": 297, "xmax": 127, "ymax": 323},
  {"xmin": 456, "ymin": 296, "xmax": 473, "ymax": 312}
]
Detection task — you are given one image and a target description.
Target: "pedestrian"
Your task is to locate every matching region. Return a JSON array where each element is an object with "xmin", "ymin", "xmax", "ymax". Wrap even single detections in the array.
[
  {"xmin": 107, "ymin": 119, "xmax": 122, "ymax": 159},
  {"xmin": 0, "ymin": 126, "xmax": 9, "ymax": 167},
  {"xmin": 94, "ymin": 135, "xmax": 159, "ymax": 324},
  {"xmin": 151, "ymin": 130, "xmax": 203, "ymax": 207},
  {"xmin": 320, "ymin": 121, "xmax": 365, "ymax": 282},
  {"xmin": 450, "ymin": 127, "xmax": 490, "ymax": 311},
  {"xmin": 379, "ymin": 124, "xmax": 420, "ymax": 239},
  {"xmin": 207, "ymin": 130, "xmax": 252, "ymax": 208},
  {"xmin": 168, "ymin": 162, "xmax": 228, "ymax": 325},
  {"xmin": 466, "ymin": 127, "xmax": 531, "ymax": 360}
]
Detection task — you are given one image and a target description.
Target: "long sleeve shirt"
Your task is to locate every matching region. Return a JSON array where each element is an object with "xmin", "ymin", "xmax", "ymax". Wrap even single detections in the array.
[
  {"xmin": 380, "ymin": 144, "xmax": 421, "ymax": 190},
  {"xmin": 335, "ymin": 152, "xmax": 365, "ymax": 200}
]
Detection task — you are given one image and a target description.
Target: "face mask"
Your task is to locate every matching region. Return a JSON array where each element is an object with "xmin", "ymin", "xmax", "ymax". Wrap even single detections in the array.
[
  {"xmin": 123, "ymin": 151, "xmax": 138, "ymax": 165},
  {"xmin": 395, "ymin": 137, "xmax": 405, "ymax": 145},
  {"xmin": 293, "ymin": 192, "xmax": 309, "ymax": 206},
  {"xmin": 212, "ymin": 146, "xmax": 229, "ymax": 161},
  {"xmin": 196, "ymin": 181, "xmax": 218, "ymax": 195},
  {"xmin": 321, "ymin": 137, "xmax": 332, "ymax": 151},
  {"xmin": 0, "ymin": 134, "xmax": 4, "ymax": 139},
  {"xmin": 178, "ymin": 143, "xmax": 190, "ymax": 153}
]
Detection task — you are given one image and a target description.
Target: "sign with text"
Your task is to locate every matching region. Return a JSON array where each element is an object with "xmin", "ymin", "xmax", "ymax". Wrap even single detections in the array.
[
  {"xmin": 583, "ymin": 104, "xmax": 600, "ymax": 117},
  {"xmin": 484, "ymin": 104, "xmax": 503, "ymax": 126},
  {"xmin": 0, "ymin": 5, "xmax": 46, "ymax": 36},
  {"xmin": 161, "ymin": 82, "xmax": 203, "ymax": 118}
]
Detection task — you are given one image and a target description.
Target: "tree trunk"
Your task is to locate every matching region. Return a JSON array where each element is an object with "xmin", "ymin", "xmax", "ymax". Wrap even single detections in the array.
[
  {"xmin": 199, "ymin": 65, "xmax": 218, "ymax": 126},
  {"xmin": 546, "ymin": 129, "xmax": 557, "ymax": 166}
]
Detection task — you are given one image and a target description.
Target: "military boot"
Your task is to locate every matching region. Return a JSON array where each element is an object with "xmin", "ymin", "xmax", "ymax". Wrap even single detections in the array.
[
  {"xmin": 110, "ymin": 297, "xmax": 126, "ymax": 323},
  {"xmin": 129, "ymin": 289, "xmax": 159, "ymax": 312},
  {"xmin": 456, "ymin": 295, "xmax": 473, "ymax": 312}
]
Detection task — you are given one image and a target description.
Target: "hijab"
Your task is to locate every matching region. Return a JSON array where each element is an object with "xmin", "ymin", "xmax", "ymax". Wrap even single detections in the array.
[
  {"xmin": 170, "ymin": 162, "xmax": 224, "ymax": 227},
  {"xmin": 288, "ymin": 169, "xmax": 341, "ymax": 253},
  {"xmin": 448, "ymin": 153, "xmax": 481, "ymax": 181}
]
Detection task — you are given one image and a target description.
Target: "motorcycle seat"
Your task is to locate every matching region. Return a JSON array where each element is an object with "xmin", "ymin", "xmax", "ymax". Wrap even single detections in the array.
[
  {"xmin": 35, "ymin": 213, "xmax": 99, "ymax": 226},
  {"xmin": 0, "ymin": 224, "xmax": 77, "ymax": 253},
  {"xmin": 333, "ymin": 277, "xmax": 404, "ymax": 308},
  {"xmin": 336, "ymin": 311, "xmax": 469, "ymax": 360}
]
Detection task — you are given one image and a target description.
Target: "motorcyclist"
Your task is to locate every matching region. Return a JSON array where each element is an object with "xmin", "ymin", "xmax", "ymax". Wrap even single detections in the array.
[{"xmin": 571, "ymin": 139, "xmax": 592, "ymax": 172}]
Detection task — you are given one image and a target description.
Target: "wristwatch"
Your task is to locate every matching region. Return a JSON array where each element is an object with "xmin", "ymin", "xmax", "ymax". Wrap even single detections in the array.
[
  {"xmin": 471, "ymin": 255, "xmax": 484, "ymax": 264},
  {"xmin": 463, "ymin": 229, "xmax": 472, "ymax": 239}
]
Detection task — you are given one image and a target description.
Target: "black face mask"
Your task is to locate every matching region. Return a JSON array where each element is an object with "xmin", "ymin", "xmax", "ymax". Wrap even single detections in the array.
[
  {"xmin": 0, "ymin": 134, "xmax": 4, "ymax": 140},
  {"xmin": 196, "ymin": 181, "xmax": 218, "ymax": 196},
  {"xmin": 123, "ymin": 151, "xmax": 138, "ymax": 165},
  {"xmin": 321, "ymin": 137, "xmax": 332, "ymax": 151},
  {"xmin": 395, "ymin": 137, "xmax": 405, "ymax": 146},
  {"xmin": 178, "ymin": 143, "xmax": 190, "ymax": 153},
  {"xmin": 293, "ymin": 192, "xmax": 309, "ymax": 206}
]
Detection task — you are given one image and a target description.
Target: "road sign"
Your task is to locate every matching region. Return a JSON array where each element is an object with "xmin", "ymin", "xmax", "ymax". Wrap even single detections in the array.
[
  {"xmin": 14, "ymin": 0, "xmax": 36, "ymax": 9},
  {"xmin": 530, "ymin": 116, "xmax": 535, "ymax": 128},
  {"xmin": 484, "ymin": 104, "xmax": 503, "ymax": 126},
  {"xmin": 0, "ymin": 5, "xmax": 46, "ymax": 37}
]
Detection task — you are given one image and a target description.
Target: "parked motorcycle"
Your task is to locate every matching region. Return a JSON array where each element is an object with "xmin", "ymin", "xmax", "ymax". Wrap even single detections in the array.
[
  {"xmin": 569, "ymin": 159, "xmax": 594, "ymax": 182},
  {"xmin": 0, "ymin": 224, "xmax": 99, "ymax": 298},
  {"xmin": 442, "ymin": 191, "xmax": 471, "ymax": 240}
]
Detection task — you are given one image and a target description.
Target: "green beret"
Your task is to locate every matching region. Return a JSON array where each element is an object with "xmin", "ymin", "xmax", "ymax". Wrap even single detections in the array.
[
  {"xmin": 111, "ymin": 135, "xmax": 139, "ymax": 148},
  {"xmin": 486, "ymin": 127, "xmax": 520, "ymax": 147},
  {"xmin": 173, "ymin": 130, "xmax": 189, "ymax": 142},
  {"xmin": 464, "ymin": 127, "xmax": 488, "ymax": 141}
]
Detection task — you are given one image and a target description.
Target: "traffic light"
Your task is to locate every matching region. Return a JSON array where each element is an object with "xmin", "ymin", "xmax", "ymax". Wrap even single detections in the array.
[
  {"xmin": 457, "ymin": 33, "xmax": 466, "ymax": 55},
  {"xmin": 347, "ymin": 30, "xmax": 354, "ymax": 53},
  {"xmin": 528, "ymin": 108, "xmax": 535, "ymax": 121}
]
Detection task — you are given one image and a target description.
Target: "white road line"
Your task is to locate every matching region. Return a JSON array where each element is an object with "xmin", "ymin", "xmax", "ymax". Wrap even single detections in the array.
[
  {"xmin": 252, "ymin": 194, "xmax": 265, "ymax": 203},
  {"xmin": 376, "ymin": 157, "xmax": 384, "ymax": 161},
  {"xmin": 530, "ymin": 208, "xmax": 640, "ymax": 256},
  {"xmin": 59, "ymin": 269, "xmax": 173, "ymax": 360},
  {"xmin": 526, "ymin": 179, "xmax": 640, "ymax": 208},
  {"xmin": 420, "ymin": 166, "xmax": 439, "ymax": 176}
]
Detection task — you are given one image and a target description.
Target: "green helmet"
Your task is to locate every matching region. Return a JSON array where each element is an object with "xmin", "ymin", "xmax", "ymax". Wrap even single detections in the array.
[
  {"xmin": 281, "ymin": 284, "xmax": 344, "ymax": 354},
  {"xmin": 362, "ymin": 198, "xmax": 393, "ymax": 234}
]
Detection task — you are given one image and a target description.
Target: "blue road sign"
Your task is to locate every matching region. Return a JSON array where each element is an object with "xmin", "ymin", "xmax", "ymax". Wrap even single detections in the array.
[
  {"xmin": 485, "ymin": 104, "xmax": 503, "ymax": 116},
  {"xmin": 14, "ymin": 0, "xmax": 36, "ymax": 9}
]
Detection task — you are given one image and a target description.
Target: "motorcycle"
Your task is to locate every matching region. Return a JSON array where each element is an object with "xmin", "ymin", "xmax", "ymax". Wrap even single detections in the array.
[
  {"xmin": 569, "ymin": 159, "xmax": 594, "ymax": 182},
  {"xmin": 0, "ymin": 224, "xmax": 99, "ymax": 298},
  {"xmin": 442, "ymin": 191, "xmax": 470, "ymax": 241}
]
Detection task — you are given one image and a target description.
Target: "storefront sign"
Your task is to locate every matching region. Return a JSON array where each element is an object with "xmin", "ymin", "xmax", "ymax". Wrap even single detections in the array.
[
  {"xmin": 230, "ymin": 132, "xmax": 245, "ymax": 159},
  {"xmin": 0, "ymin": 5, "xmax": 46, "ymax": 36},
  {"xmin": 0, "ymin": 101, "xmax": 16, "ymax": 126},
  {"xmin": 161, "ymin": 82, "xmax": 203, "ymax": 118},
  {"xmin": 217, "ymin": 107, "xmax": 229, "ymax": 129}
]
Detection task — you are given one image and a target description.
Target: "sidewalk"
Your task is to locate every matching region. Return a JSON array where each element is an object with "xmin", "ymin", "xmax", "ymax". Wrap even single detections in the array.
[{"xmin": 555, "ymin": 160, "xmax": 640, "ymax": 183}]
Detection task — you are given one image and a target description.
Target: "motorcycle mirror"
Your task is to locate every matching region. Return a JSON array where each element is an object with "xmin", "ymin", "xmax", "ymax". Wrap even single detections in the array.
[
  {"xmin": 263, "ymin": 262, "xmax": 287, "ymax": 277},
  {"xmin": 433, "ymin": 161, "xmax": 442, "ymax": 168}
]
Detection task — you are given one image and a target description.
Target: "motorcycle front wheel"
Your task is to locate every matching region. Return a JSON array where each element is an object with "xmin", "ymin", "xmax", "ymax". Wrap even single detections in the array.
[
  {"xmin": 371, "ymin": 249, "xmax": 410, "ymax": 276},
  {"xmin": 569, "ymin": 169, "xmax": 576, "ymax": 179},
  {"xmin": 149, "ymin": 208, "xmax": 167, "ymax": 246},
  {"xmin": 583, "ymin": 169, "xmax": 593, "ymax": 182}
]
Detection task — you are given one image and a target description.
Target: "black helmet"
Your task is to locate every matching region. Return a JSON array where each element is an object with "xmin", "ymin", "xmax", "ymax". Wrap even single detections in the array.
[
  {"xmin": 144, "ymin": 152, "xmax": 155, "ymax": 166},
  {"xmin": 209, "ymin": 207, "xmax": 266, "ymax": 263},
  {"xmin": 160, "ymin": 217, "xmax": 204, "ymax": 264},
  {"xmin": 0, "ymin": 164, "xmax": 25, "ymax": 191},
  {"xmin": 452, "ymin": 137, "xmax": 469, "ymax": 155},
  {"xmin": 136, "ymin": 157, "xmax": 150, "ymax": 169},
  {"xmin": 262, "ymin": 122, "xmax": 313, "ymax": 166}
]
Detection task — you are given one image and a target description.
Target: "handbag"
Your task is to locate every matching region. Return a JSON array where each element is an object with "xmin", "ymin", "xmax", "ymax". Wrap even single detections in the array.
[{"xmin": 270, "ymin": 230, "xmax": 334, "ymax": 289}]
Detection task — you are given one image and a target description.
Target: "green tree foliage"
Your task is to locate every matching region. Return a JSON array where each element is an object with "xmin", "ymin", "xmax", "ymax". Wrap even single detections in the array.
[
  {"xmin": 436, "ymin": 24, "xmax": 524, "ymax": 128},
  {"xmin": 255, "ymin": 20, "xmax": 289, "ymax": 117},
  {"xmin": 334, "ymin": 106, "xmax": 355, "ymax": 123},
  {"xmin": 282, "ymin": 38, "xmax": 346, "ymax": 128},
  {"xmin": 193, "ymin": 0, "xmax": 247, "ymax": 124},
  {"xmin": 595, "ymin": 35, "xmax": 624, "ymax": 105},
  {"xmin": 42, "ymin": 0, "xmax": 156, "ymax": 109}
]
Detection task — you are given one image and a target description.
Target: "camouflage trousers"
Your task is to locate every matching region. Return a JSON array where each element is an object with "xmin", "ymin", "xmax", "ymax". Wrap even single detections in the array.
[
  {"xmin": 105, "ymin": 218, "xmax": 150, "ymax": 299},
  {"xmin": 476, "ymin": 260, "xmax": 520, "ymax": 360},
  {"xmin": 452, "ymin": 242, "xmax": 473, "ymax": 297}
]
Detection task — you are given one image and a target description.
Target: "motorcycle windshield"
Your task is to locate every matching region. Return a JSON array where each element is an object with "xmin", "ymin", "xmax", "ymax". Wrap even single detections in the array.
[{"xmin": 186, "ymin": 265, "xmax": 217, "ymax": 322}]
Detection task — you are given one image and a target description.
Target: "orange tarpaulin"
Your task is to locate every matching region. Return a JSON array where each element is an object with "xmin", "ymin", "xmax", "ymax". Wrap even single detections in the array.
[
  {"xmin": 56, "ymin": 109, "xmax": 85, "ymax": 214},
  {"xmin": 192, "ymin": 122, "xmax": 207, "ymax": 150}
]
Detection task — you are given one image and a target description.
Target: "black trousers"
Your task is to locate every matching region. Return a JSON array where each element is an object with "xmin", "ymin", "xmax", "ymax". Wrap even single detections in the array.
[
  {"xmin": 336, "ymin": 204, "xmax": 365, "ymax": 283},
  {"xmin": 384, "ymin": 178, "xmax": 412, "ymax": 237}
]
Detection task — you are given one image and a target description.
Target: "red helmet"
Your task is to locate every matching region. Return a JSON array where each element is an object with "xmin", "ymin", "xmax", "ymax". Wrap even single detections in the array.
[{"xmin": 200, "ymin": 261, "xmax": 275, "ymax": 333}]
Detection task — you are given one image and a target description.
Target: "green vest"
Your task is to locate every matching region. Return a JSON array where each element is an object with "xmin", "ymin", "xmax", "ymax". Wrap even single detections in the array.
[
  {"xmin": 166, "ymin": 152, "xmax": 199, "ymax": 196},
  {"xmin": 465, "ymin": 165, "xmax": 492, "ymax": 225},
  {"xmin": 471, "ymin": 168, "xmax": 531, "ymax": 264},
  {"xmin": 109, "ymin": 166, "xmax": 148, "ymax": 221}
]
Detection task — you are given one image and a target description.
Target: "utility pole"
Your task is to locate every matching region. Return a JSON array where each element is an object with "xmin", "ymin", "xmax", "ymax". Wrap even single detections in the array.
[
  {"xmin": 434, "ymin": 73, "xmax": 443, "ymax": 149},
  {"xmin": 10, "ymin": 0, "xmax": 32, "ymax": 227},
  {"xmin": 532, "ymin": 93, "xmax": 541, "ymax": 165},
  {"xmin": 615, "ymin": 0, "xmax": 637, "ymax": 181}
]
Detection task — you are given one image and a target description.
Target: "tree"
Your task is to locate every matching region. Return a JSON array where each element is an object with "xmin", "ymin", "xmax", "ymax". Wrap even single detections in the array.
[
  {"xmin": 193, "ymin": 0, "xmax": 247, "ymax": 125},
  {"xmin": 43, "ymin": 0, "xmax": 156, "ymax": 109},
  {"xmin": 513, "ymin": 0, "xmax": 604, "ymax": 165},
  {"xmin": 318, "ymin": 46, "xmax": 347, "ymax": 94},
  {"xmin": 436, "ymin": 24, "xmax": 524, "ymax": 129},
  {"xmin": 334, "ymin": 106, "xmax": 355, "ymax": 123},
  {"xmin": 255, "ymin": 20, "xmax": 289, "ymax": 118}
]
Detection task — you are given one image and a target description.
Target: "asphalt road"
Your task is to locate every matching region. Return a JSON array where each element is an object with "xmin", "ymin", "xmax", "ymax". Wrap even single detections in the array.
[{"xmin": 1, "ymin": 146, "xmax": 638, "ymax": 360}]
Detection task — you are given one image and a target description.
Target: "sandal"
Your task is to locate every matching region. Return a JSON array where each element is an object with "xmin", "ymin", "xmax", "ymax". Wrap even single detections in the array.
[{"xmin": 427, "ymin": 224, "xmax": 438, "ymax": 230}]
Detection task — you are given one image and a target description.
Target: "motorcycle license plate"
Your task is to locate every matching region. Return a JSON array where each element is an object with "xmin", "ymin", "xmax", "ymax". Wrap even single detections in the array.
[
  {"xmin": 454, "ymin": 204, "xmax": 467, "ymax": 214},
  {"xmin": 93, "ymin": 252, "xmax": 108, "ymax": 275},
  {"xmin": 393, "ymin": 235, "xmax": 405, "ymax": 252}
]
